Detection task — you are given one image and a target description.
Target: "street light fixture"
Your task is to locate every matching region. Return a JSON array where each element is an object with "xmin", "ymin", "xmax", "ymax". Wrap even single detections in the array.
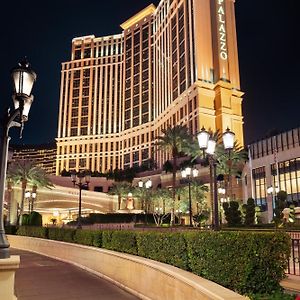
[
  {"xmin": 25, "ymin": 190, "xmax": 37, "ymax": 213},
  {"xmin": 0, "ymin": 59, "xmax": 36, "ymax": 259},
  {"xmin": 181, "ymin": 167, "xmax": 199, "ymax": 226},
  {"xmin": 267, "ymin": 185, "xmax": 279, "ymax": 216},
  {"xmin": 71, "ymin": 170, "xmax": 90, "ymax": 229},
  {"xmin": 197, "ymin": 127, "xmax": 235, "ymax": 231},
  {"xmin": 137, "ymin": 178, "xmax": 152, "ymax": 214}
]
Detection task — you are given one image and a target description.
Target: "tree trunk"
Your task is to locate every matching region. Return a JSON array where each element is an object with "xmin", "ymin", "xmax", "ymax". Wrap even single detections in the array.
[
  {"xmin": 18, "ymin": 179, "xmax": 27, "ymax": 225},
  {"xmin": 171, "ymin": 154, "xmax": 177, "ymax": 226}
]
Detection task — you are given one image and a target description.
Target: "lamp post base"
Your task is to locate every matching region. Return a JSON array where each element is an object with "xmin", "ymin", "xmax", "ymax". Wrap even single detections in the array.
[
  {"xmin": 0, "ymin": 230, "xmax": 10, "ymax": 259},
  {"xmin": 0, "ymin": 255, "xmax": 20, "ymax": 300}
]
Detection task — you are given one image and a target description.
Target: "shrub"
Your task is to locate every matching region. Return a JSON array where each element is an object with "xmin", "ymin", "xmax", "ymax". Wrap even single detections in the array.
[
  {"xmin": 74, "ymin": 230, "xmax": 102, "ymax": 247},
  {"xmin": 48, "ymin": 228, "xmax": 75, "ymax": 243},
  {"xmin": 21, "ymin": 214, "xmax": 30, "ymax": 226},
  {"xmin": 17, "ymin": 226, "xmax": 48, "ymax": 238},
  {"xmin": 244, "ymin": 198, "xmax": 256, "ymax": 226},
  {"xmin": 4, "ymin": 225, "xmax": 17, "ymax": 235},
  {"xmin": 137, "ymin": 232, "xmax": 188, "ymax": 270},
  {"xmin": 102, "ymin": 230, "xmax": 114, "ymax": 249},
  {"xmin": 223, "ymin": 201, "xmax": 242, "ymax": 226},
  {"xmin": 185, "ymin": 231, "xmax": 291, "ymax": 295},
  {"xmin": 110, "ymin": 231, "xmax": 137, "ymax": 255},
  {"xmin": 28, "ymin": 211, "xmax": 43, "ymax": 226}
]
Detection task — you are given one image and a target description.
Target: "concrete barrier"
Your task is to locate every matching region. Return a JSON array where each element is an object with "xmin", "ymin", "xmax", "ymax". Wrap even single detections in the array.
[{"xmin": 8, "ymin": 235, "xmax": 247, "ymax": 300}]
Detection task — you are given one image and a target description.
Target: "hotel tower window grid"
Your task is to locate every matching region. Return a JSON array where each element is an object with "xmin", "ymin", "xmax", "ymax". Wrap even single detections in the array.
[{"xmin": 56, "ymin": 0, "xmax": 244, "ymax": 175}]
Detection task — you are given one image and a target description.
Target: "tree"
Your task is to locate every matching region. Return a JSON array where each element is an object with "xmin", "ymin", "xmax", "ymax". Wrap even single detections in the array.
[
  {"xmin": 223, "ymin": 201, "xmax": 242, "ymax": 227},
  {"xmin": 214, "ymin": 141, "xmax": 248, "ymax": 200},
  {"xmin": 108, "ymin": 182, "xmax": 132, "ymax": 210},
  {"xmin": 243, "ymin": 198, "xmax": 256, "ymax": 226},
  {"xmin": 151, "ymin": 188, "xmax": 173, "ymax": 226},
  {"xmin": 156, "ymin": 125, "xmax": 192, "ymax": 225},
  {"xmin": 273, "ymin": 190, "xmax": 287, "ymax": 227},
  {"xmin": 7, "ymin": 160, "xmax": 53, "ymax": 225}
]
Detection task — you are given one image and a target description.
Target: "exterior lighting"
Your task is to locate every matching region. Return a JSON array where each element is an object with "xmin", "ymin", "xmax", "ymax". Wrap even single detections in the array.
[
  {"xmin": 181, "ymin": 167, "xmax": 199, "ymax": 226},
  {"xmin": 0, "ymin": 59, "xmax": 36, "ymax": 259},
  {"xmin": 197, "ymin": 127, "xmax": 210, "ymax": 150},
  {"xmin": 71, "ymin": 170, "xmax": 90, "ymax": 229},
  {"xmin": 222, "ymin": 127, "xmax": 235, "ymax": 151}
]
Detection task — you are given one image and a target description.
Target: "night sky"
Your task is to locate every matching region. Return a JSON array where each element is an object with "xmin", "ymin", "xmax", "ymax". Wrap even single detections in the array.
[{"xmin": 0, "ymin": 0, "xmax": 299, "ymax": 146}]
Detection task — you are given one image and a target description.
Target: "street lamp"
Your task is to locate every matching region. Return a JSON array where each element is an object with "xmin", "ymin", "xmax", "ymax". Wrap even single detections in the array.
[
  {"xmin": 197, "ymin": 127, "xmax": 235, "ymax": 231},
  {"xmin": 25, "ymin": 190, "xmax": 37, "ymax": 213},
  {"xmin": 71, "ymin": 170, "xmax": 90, "ymax": 229},
  {"xmin": 267, "ymin": 185, "xmax": 279, "ymax": 216},
  {"xmin": 137, "ymin": 178, "xmax": 152, "ymax": 211},
  {"xmin": 0, "ymin": 59, "xmax": 36, "ymax": 259},
  {"xmin": 181, "ymin": 167, "xmax": 199, "ymax": 226}
]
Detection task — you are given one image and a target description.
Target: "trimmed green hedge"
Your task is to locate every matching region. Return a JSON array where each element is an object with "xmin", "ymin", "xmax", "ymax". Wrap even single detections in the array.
[
  {"xmin": 16, "ymin": 226, "xmax": 48, "ymax": 238},
  {"xmin": 15, "ymin": 227, "xmax": 291, "ymax": 296},
  {"xmin": 137, "ymin": 232, "xmax": 189, "ymax": 270}
]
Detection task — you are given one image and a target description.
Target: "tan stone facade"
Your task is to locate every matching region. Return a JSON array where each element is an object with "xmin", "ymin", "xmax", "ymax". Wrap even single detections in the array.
[{"xmin": 56, "ymin": 0, "xmax": 244, "ymax": 175}]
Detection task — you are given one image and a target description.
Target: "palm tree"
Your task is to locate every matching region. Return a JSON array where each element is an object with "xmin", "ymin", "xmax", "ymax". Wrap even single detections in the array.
[
  {"xmin": 7, "ymin": 160, "xmax": 53, "ymax": 225},
  {"xmin": 108, "ymin": 182, "xmax": 132, "ymax": 210},
  {"xmin": 214, "ymin": 141, "xmax": 248, "ymax": 199},
  {"xmin": 156, "ymin": 125, "xmax": 192, "ymax": 225}
]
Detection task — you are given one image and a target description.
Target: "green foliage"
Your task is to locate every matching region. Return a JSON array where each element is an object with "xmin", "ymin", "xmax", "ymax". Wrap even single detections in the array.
[
  {"xmin": 28, "ymin": 211, "xmax": 42, "ymax": 226},
  {"xmin": 87, "ymin": 213, "xmax": 155, "ymax": 224},
  {"xmin": 244, "ymin": 198, "xmax": 256, "ymax": 226},
  {"xmin": 48, "ymin": 228, "xmax": 76, "ymax": 243},
  {"xmin": 16, "ymin": 226, "xmax": 48, "ymax": 238},
  {"xmin": 249, "ymin": 290, "xmax": 295, "ymax": 300},
  {"xmin": 273, "ymin": 191, "xmax": 287, "ymax": 226},
  {"xmin": 110, "ymin": 231, "xmax": 137, "ymax": 255},
  {"xmin": 185, "ymin": 231, "xmax": 290, "ymax": 295},
  {"xmin": 4, "ymin": 225, "xmax": 17, "ymax": 235},
  {"xmin": 137, "ymin": 232, "xmax": 189, "ymax": 270},
  {"xmin": 21, "ymin": 214, "xmax": 30, "ymax": 226},
  {"xmin": 102, "ymin": 230, "xmax": 114, "ymax": 249},
  {"xmin": 73, "ymin": 230, "xmax": 102, "ymax": 247},
  {"xmin": 223, "ymin": 201, "xmax": 242, "ymax": 226}
]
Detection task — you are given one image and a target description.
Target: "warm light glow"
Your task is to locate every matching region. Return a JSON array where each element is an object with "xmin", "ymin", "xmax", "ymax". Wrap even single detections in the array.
[
  {"xmin": 185, "ymin": 167, "xmax": 192, "ymax": 176},
  {"xmin": 192, "ymin": 168, "xmax": 199, "ymax": 177},
  {"xmin": 145, "ymin": 179, "xmax": 152, "ymax": 189},
  {"xmin": 206, "ymin": 139, "xmax": 217, "ymax": 155},
  {"xmin": 181, "ymin": 170, "xmax": 187, "ymax": 178},
  {"xmin": 138, "ymin": 180, "xmax": 143, "ymax": 188},
  {"xmin": 223, "ymin": 128, "xmax": 235, "ymax": 150},
  {"xmin": 128, "ymin": 192, "xmax": 133, "ymax": 197},
  {"xmin": 25, "ymin": 191, "xmax": 31, "ymax": 198},
  {"xmin": 197, "ymin": 128, "xmax": 210, "ymax": 150}
]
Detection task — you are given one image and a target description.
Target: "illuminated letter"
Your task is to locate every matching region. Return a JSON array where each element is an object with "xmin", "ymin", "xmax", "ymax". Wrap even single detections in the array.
[
  {"xmin": 220, "ymin": 51, "xmax": 228, "ymax": 60},
  {"xmin": 218, "ymin": 0, "xmax": 224, "ymax": 4},
  {"xmin": 220, "ymin": 41, "xmax": 227, "ymax": 51},
  {"xmin": 220, "ymin": 32, "xmax": 226, "ymax": 42},
  {"xmin": 218, "ymin": 13, "xmax": 225, "ymax": 24},
  {"xmin": 219, "ymin": 24, "xmax": 226, "ymax": 33},
  {"xmin": 218, "ymin": 6, "xmax": 225, "ymax": 15}
]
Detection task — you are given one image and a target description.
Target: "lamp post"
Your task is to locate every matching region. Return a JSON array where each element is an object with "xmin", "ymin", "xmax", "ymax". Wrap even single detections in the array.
[
  {"xmin": 138, "ymin": 178, "xmax": 152, "ymax": 223},
  {"xmin": 222, "ymin": 128, "xmax": 235, "ymax": 199},
  {"xmin": 0, "ymin": 59, "xmax": 36, "ymax": 259},
  {"xmin": 71, "ymin": 170, "xmax": 90, "ymax": 229},
  {"xmin": 25, "ymin": 190, "xmax": 37, "ymax": 213},
  {"xmin": 267, "ymin": 185, "xmax": 279, "ymax": 217},
  {"xmin": 181, "ymin": 167, "xmax": 199, "ymax": 226},
  {"xmin": 197, "ymin": 127, "xmax": 235, "ymax": 231}
]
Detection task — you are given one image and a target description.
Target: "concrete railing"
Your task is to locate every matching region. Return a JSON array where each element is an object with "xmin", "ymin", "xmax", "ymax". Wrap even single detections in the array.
[{"xmin": 8, "ymin": 235, "xmax": 247, "ymax": 300}]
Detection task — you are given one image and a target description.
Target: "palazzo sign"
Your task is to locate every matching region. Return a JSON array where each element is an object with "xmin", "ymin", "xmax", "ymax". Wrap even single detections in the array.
[{"xmin": 217, "ymin": 0, "xmax": 228, "ymax": 60}]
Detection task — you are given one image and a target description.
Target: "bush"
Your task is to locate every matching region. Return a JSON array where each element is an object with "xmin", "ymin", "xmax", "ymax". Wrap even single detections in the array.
[
  {"xmin": 102, "ymin": 230, "xmax": 114, "ymax": 249},
  {"xmin": 28, "ymin": 211, "xmax": 43, "ymax": 226},
  {"xmin": 223, "ymin": 201, "xmax": 242, "ymax": 226},
  {"xmin": 110, "ymin": 231, "xmax": 137, "ymax": 255},
  {"xmin": 17, "ymin": 226, "xmax": 48, "ymax": 238},
  {"xmin": 74, "ymin": 230, "xmax": 102, "ymax": 247},
  {"xmin": 21, "ymin": 214, "xmax": 30, "ymax": 226},
  {"xmin": 244, "ymin": 198, "xmax": 256, "ymax": 226},
  {"xmin": 4, "ymin": 225, "xmax": 17, "ymax": 235},
  {"xmin": 48, "ymin": 228, "xmax": 75, "ymax": 243},
  {"xmin": 185, "ymin": 231, "xmax": 291, "ymax": 295},
  {"xmin": 88, "ymin": 213, "xmax": 156, "ymax": 224},
  {"xmin": 137, "ymin": 232, "xmax": 188, "ymax": 270}
]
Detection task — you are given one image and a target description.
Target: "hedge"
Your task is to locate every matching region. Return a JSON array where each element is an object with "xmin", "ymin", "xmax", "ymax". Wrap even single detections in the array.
[
  {"xmin": 14, "ymin": 227, "xmax": 291, "ymax": 296},
  {"xmin": 16, "ymin": 226, "xmax": 48, "ymax": 239},
  {"xmin": 136, "ymin": 232, "xmax": 189, "ymax": 270}
]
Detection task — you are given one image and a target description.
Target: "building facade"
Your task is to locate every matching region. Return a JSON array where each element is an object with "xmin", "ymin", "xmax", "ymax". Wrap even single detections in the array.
[
  {"xmin": 56, "ymin": 0, "xmax": 244, "ymax": 175},
  {"xmin": 243, "ymin": 128, "xmax": 300, "ymax": 221},
  {"xmin": 10, "ymin": 143, "xmax": 57, "ymax": 175}
]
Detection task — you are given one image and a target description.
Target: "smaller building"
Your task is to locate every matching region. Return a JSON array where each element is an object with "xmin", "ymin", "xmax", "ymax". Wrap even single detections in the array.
[
  {"xmin": 243, "ymin": 128, "xmax": 300, "ymax": 221},
  {"xmin": 10, "ymin": 142, "xmax": 57, "ymax": 175}
]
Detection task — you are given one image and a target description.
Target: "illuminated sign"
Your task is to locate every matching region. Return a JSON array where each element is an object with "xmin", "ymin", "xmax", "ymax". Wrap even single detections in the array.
[{"xmin": 217, "ymin": 0, "xmax": 228, "ymax": 60}]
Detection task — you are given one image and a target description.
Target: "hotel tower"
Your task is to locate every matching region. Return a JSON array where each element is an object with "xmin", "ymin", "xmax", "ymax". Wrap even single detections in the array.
[{"xmin": 56, "ymin": 0, "xmax": 244, "ymax": 175}]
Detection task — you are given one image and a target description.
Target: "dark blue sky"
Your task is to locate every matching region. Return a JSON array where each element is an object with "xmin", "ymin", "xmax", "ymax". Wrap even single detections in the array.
[{"xmin": 0, "ymin": 0, "xmax": 299, "ymax": 146}]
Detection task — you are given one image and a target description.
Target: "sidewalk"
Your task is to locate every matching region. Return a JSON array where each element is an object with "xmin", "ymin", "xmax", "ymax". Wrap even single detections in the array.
[
  {"xmin": 281, "ymin": 275, "xmax": 300, "ymax": 294},
  {"xmin": 11, "ymin": 249, "xmax": 139, "ymax": 300}
]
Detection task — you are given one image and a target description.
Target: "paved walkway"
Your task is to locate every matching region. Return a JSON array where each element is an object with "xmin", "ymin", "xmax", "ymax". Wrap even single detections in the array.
[{"xmin": 11, "ymin": 249, "xmax": 139, "ymax": 300}]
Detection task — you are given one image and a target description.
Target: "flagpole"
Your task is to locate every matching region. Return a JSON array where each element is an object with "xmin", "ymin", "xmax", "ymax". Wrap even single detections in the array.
[{"xmin": 248, "ymin": 145, "xmax": 254, "ymax": 199}]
